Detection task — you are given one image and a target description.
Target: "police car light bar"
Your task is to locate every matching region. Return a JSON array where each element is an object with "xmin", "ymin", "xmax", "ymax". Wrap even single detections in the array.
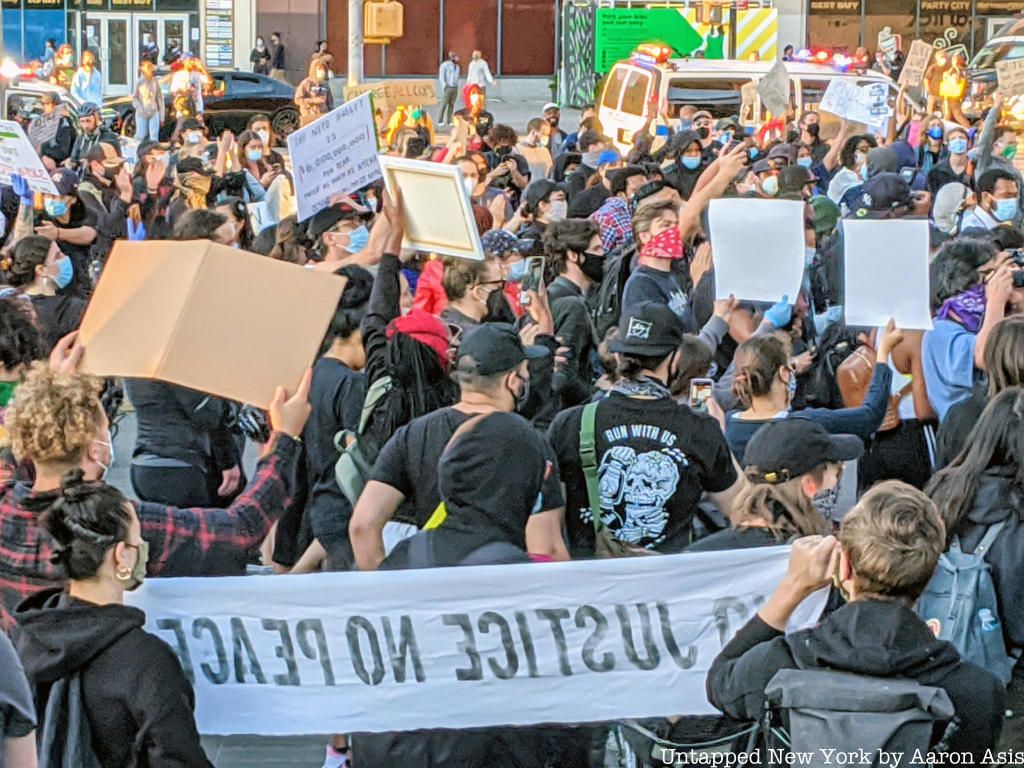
[{"xmin": 632, "ymin": 44, "xmax": 673, "ymax": 65}]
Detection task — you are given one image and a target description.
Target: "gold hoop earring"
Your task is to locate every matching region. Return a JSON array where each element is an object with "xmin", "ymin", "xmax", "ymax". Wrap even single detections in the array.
[{"xmin": 115, "ymin": 564, "xmax": 133, "ymax": 581}]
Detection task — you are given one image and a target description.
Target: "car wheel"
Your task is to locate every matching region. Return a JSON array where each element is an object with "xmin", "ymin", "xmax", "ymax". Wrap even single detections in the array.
[{"xmin": 272, "ymin": 108, "xmax": 299, "ymax": 138}]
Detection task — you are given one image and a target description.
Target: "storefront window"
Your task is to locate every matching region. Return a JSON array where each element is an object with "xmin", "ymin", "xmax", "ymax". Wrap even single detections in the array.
[{"xmin": 807, "ymin": 0, "xmax": 861, "ymax": 51}]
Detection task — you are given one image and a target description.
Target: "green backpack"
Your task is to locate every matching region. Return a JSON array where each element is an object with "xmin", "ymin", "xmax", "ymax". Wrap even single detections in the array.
[{"xmin": 334, "ymin": 375, "xmax": 393, "ymax": 507}]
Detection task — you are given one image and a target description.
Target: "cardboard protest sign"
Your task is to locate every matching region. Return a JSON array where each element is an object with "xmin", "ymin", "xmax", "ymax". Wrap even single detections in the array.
[
  {"xmin": 77, "ymin": 241, "xmax": 344, "ymax": 408},
  {"xmin": 709, "ymin": 199, "xmax": 805, "ymax": 303},
  {"xmin": 819, "ymin": 79, "xmax": 891, "ymax": 129},
  {"xmin": 287, "ymin": 92, "xmax": 382, "ymax": 222},
  {"xmin": 378, "ymin": 156, "xmax": 484, "ymax": 261},
  {"xmin": 844, "ymin": 220, "xmax": 933, "ymax": 330},
  {"xmin": 996, "ymin": 59, "xmax": 1024, "ymax": 96},
  {"xmin": 899, "ymin": 40, "xmax": 933, "ymax": 88},
  {"xmin": 0, "ymin": 121, "xmax": 58, "ymax": 196},
  {"xmin": 27, "ymin": 107, "xmax": 63, "ymax": 149},
  {"xmin": 518, "ymin": 145, "xmax": 553, "ymax": 182},
  {"xmin": 757, "ymin": 58, "xmax": 790, "ymax": 117},
  {"xmin": 247, "ymin": 200, "xmax": 273, "ymax": 235},
  {"xmin": 342, "ymin": 79, "xmax": 438, "ymax": 108}
]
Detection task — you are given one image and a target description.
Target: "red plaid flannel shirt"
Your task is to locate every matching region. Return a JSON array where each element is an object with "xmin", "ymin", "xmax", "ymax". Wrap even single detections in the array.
[
  {"xmin": 0, "ymin": 432, "xmax": 300, "ymax": 628},
  {"xmin": 589, "ymin": 196, "xmax": 635, "ymax": 254}
]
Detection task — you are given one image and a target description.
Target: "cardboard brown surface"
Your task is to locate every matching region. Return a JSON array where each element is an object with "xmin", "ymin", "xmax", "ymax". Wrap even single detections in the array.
[{"xmin": 78, "ymin": 240, "xmax": 345, "ymax": 408}]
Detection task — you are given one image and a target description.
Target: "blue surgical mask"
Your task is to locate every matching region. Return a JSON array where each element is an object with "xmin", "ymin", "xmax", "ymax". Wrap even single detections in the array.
[
  {"xmin": 949, "ymin": 138, "xmax": 968, "ymax": 155},
  {"xmin": 797, "ymin": 156, "xmax": 813, "ymax": 169},
  {"xmin": 762, "ymin": 175, "xmax": 779, "ymax": 197},
  {"xmin": 246, "ymin": 149, "xmax": 263, "ymax": 163},
  {"xmin": 506, "ymin": 259, "xmax": 526, "ymax": 282},
  {"xmin": 186, "ymin": 132, "xmax": 202, "ymax": 145},
  {"xmin": 44, "ymin": 199, "xmax": 67, "ymax": 217},
  {"xmin": 345, "ymin": 224, "xmax": 370, "ymax": 253},
  {"xmin": 804, "ymin": 246, "xmax": 816, "ymax": 267},
  {"xmin": 53, "ymin": 256, "xmax": 73, "ymax": 289},
  {"xmin": 995, "ymin": 197, "xmax": 1019, "ymax": 223},
  {"xmin": 748, "ymin": 147, "xmax": 760, "ymax": 161},
  {"xmin": 927, "ymin": 126, "xmax": 944, "ymax": 141},
  {"xmin": 681, "ymin": 156, "xmax": 701, "ymax": 171},
  {"xmin": 718, "ymin": 131, "xmax": 734, "ymax": 145},
  {"xmin": 860, "ymin": 164, "xmax": 869, "ymax": 181}
]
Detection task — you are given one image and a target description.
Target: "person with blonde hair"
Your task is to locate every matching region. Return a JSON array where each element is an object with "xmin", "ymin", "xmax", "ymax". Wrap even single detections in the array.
[
  {"xmin": 708, "ymin": 481, "xmax": 1005, "ymax": 761},
  {"xmin": 465, "ymin": 49, "xmax": 495, "ymax": 95}
]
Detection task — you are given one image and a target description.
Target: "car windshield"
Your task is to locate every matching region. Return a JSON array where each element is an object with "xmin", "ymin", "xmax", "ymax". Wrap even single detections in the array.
[
  {"xmin": 971, "ymin": 40, "xmax": 1024, "ymax": 69},
  {"xmin": 667, "ymin": 77, "xmax": 750, "ymax": 110}
]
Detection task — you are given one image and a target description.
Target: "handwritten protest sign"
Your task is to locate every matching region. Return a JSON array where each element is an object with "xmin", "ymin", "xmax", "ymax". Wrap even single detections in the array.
[
  {"xmin": 343, "ymin": 79, "xmax": 438, "ymax": 108},
  {"xmin": 819, "ymin": 78, "xmax": 892, "ymax": 128},
  {"xmin": 757, "ymin": 58, "xmax": 790, "ymax": 117},
  {"xmin": 127, "ymin": 546, "xmax": 826, "ymax": 735},
  {"xmin": 27, "ymin": 107, "xmax": 63, "ymax": 149},
  {"xmin": 287, "ymin": 93, "xmax": 382, "ymax": 222},
  {"xmin": 0, "ymin": 121, "xmax": 58, "ymax": 195},
  {"xmin": 996, "ymin": 59, "xmax": 1024, "ymax": 96},
  {"xmin": 898, "ymin": 40, "xmax": 933, "ymax": 88}
]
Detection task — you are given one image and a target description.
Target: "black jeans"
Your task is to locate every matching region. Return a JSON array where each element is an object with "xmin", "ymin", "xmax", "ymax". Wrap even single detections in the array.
[{"xmin": 131, "ymin": 463, "xmax": 215, "ymax": 508}]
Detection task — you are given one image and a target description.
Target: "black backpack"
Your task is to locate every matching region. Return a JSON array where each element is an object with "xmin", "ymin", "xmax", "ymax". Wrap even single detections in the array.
[
  {"xmin": 587, "ymin": 243, "xmax": 634, "ymax": 341},
  {"xmin": 804, "ymin": 321, "xmax": 861, "ymax": 410}
]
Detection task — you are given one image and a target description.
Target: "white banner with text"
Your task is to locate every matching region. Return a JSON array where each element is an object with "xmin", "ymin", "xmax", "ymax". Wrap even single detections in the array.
[{"xmin": 128, "ymin": 546, "xmax": 820, "ymax": 735}]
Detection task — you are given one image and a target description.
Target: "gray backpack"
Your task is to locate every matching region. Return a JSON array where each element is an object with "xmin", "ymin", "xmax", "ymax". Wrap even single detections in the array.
[
  {"xmin": 764, "ymin": 669, "xmax": 955, "ymax": 765},
  {"xmin": 915, "ymin": 521, "xmax": 1015, "ymax": 685},
  {"xmin": 333, "ymin": 375, "xmax": 392, "ymax": 507}
]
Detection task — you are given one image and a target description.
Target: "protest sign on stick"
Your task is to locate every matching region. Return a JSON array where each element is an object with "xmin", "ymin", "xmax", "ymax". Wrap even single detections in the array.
[
  {"xmin": 899, "ymin": 40, "xmax": 933, "ymax": 88},
  {"xmin": 288, "ymin": 93, "xmax": 381, "ymax": 222},
  {"xmin": 78, "ymin": 241, "xmax": 344, "ymax": 408},
  {"xmin": 0, "ymin": 120, "xmax": 58, "ymax": 195},
  {"xmin": 996, "ymin": 59, "xmax": 1024, "ymax": 96},
  {"xmin": 757, "ymin": 59, "xmax": 790, "ymax": 118}
]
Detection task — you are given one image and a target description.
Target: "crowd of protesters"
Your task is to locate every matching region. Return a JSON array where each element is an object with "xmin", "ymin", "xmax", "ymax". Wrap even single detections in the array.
[{"xmin": 0, "ymin": 39, "xmax": 1023, "ymax": 768}]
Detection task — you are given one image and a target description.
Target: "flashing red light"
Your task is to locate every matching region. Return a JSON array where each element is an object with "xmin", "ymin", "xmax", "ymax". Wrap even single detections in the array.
[
  {"xmin": 633, "ymin": 44, "xmax": 672, "ymax": 65},
  {"xmin": 815, "ymin": 50, "xmax": 829, "ymax": 62}
]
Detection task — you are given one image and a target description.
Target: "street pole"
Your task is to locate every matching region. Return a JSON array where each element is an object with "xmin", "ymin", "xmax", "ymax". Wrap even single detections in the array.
[{"xmin": 348, "ymin": 0, "xmax": 363, "ymax": 86}]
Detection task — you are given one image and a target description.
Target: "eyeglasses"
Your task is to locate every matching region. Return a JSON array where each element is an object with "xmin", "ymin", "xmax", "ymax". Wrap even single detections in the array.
[{"xmin": 477, "ymin": 279, "xmax": 507, "ymax": 290}]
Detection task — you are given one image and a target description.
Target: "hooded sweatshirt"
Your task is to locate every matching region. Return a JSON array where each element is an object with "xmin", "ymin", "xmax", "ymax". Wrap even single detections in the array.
[
  {"xmin": 661, "ymin": 130, "xmax": 704, "ymax": 201},
  {"xmin": 707, "ymin": 600, "xmax": 1005, "ymax": 761},
  {"xmin": 381, "ymin": 412, "xmax": 547, "ymax": 569},
  {"xmin": 13, "ymin": 589, "xmax": 213, "ymax": 768}
]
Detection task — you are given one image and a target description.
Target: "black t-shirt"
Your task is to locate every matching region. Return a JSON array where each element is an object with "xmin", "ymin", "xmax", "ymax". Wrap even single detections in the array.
[
  {"xmin": 303, "ymin": 357, "xmax": 365, "ymax": 480},
  {"xmin": 37, "ymin": 198, "xmax": 97, "ymax": 275},
  {"xmin": 370, "ymin": 407, "xmax": 565, "ymax": 527},
  {"xmin": 685, "ymin": 525, "xmax": 782, "ymax": 552},
  {"xmin": 547, "ymin": 393, "xmax": 737, "ymax": 556}
]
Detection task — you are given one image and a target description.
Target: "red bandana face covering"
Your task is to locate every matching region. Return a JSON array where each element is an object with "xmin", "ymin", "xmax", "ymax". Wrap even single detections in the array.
[{"xmin": 641, "ymin": 226, "xmax": 684, "ymax": 261}]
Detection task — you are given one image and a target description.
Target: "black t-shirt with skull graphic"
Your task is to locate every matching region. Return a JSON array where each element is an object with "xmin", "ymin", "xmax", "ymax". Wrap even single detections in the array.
[{"xmin": 547, "ymin": 393, "xmax": 737, "ymax": 557}]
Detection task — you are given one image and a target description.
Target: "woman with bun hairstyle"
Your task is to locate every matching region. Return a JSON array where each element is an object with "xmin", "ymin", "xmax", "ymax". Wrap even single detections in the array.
[
  {"xmin": 13, "ymin": 473, "xmax": 214, "ymax": 767},
  {"xmin": 0, "ymin": 236, "xmax": 85, "ymax": 353}
]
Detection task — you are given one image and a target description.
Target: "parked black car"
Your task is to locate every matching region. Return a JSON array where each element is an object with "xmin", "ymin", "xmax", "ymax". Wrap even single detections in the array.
[
  {"xmin": 965, "ymin": 15, "xmax": 1024, "ymax": 120},
  {"xmin": 105, "ymin": 69, "xmax": 299, "ymax": 142}
]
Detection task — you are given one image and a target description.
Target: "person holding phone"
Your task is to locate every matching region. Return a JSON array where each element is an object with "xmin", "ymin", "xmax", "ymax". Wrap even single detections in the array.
[
  {"xmin": 237, "ymin": 130, "xmax": 277, "ymax": 191},
  {"xmin": 543, "ymin": 219, "xmax": 604, "ymax": 407}
]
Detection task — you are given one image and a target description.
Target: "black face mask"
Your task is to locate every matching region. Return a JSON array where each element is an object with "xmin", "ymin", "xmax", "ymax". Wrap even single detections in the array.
[
  {"xmin": 806, "ymin": 123, "xmax": 820, "ymax": 138},
  {"xmin": 580, "ymin": 251, "xmax": 606, "ymax": 282},
  {"xmin": 495, "ymin": 146, "xmax": 513, "ymax": 158},
  {"xmin": 102, "ymin": 165, "xmax": 120, "ymax": 181},
  {"xmin": 696, "ymin": 126, "xmax": 710, "ymax": 140},
  {"xmin": 546, "ymin": 116, "xmax": 559, "ymax": 128}
]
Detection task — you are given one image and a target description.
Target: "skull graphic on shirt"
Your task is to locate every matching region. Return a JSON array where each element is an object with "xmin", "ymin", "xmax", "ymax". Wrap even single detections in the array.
[{"xmin": 594, "ymin": 445, "xmax": 685, "ymax": 546}]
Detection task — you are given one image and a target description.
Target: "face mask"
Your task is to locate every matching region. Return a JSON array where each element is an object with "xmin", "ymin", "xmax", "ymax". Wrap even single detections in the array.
[
  {"xmin": 186, "ymin": 132, "xmax": 202, "ymax": 145},
  {"xmin": 53, "ymin": 256, "xmax": 74, "ymax": 289},
  {"xmin": 949, "ymin": 138, "xmax": 968, "ymax": 155},
  {"xmin": 1002, "ymin": 144, "xmax": 1018, "ymax": 161},
  {"xmin": 246, "ymin": 149, "xmax": 263, "ymax": 163},
  {"xmin": 681, "ymin": 155, "xmax": 701, "ymax": 171},
  {"xmin": 806, "ymin": 123, "xmax": 820, "ymax": 138},
  {"xmin": 797, "ymin": 156, "xmax": 813, "ymax": 169},
  {"xmin": 696, "ymin": 126, "xmax": 710, "ymax": 140},
  {"xmin": 580, "ymin": 251, "xmax": 606, "ymax": 282},
  {"xmin": 93, "ymin": 428, "xmax": 113, "ymax": 479},
  {"xmin": 506, "ymin": 259, "xmax": 526, "ymax": 282},
  {"xmin": 748, "ymin": 147, "xmax": 760, "ymax": 161},
  {"xmin": 804, "ymin": 247, "xmax": 816, "ymax": 268},
  {"xmin": 462, "ymin": 176, "xmax": 478, "ymax": 197},
  {"xmin": 124, "ymin": 539, "xmax": 149, "ymax": 591},
  {"xmin": 927, "ymin": 126, "xmax": 944, "ymax": 141},
  {"xmin": 860, "ymin": 164, "xmax": 870, "ymax": 181},
  {"xmin": 0, "ymin": 380, "xmax": 17, "ymax": 408},
  {"xmin": 718, "ymin": 131, "xmax": 734, "ymax": 145},
  {"xmin": 854, "ymin": 151, "xmax": 866, "ymax": 168},
  {"xmin": 345, "ymin": 224, "xmax": 370, "ymax": 253},
  {"xmin": 994, "ymin": 197, "xmax": 1019, "ymax": 223},
  {"xmin": 582, "ymin": 150, "xmax": 603, "ymax": 167},
  {"xmin": 641, "ymin": 226, "xmax": 684, "ymax": 261},
  {"xmin": 547, "ymin": 200, "xmax": 568, "ymax": 222},
  {"xmin": 44, "ymin": 199, "xmax": 68, "ymax": 218},
  {"xmin": 102, "ymin": 165, "xmax": 120, "ymax": 181},
  {"xmin": 785, "ymin": 369, "xmax": 798, "ymax": 403},
  {"xmin": 812, "ymin": 487, "xmax": 839, "ymax": 521},
  {"xmin": 762, "ymin": 175, "xmax": 779, "ymax": 197},
  {"xmin": 509, "ymin": 371, "xmax": 530, "ymax": 412}
]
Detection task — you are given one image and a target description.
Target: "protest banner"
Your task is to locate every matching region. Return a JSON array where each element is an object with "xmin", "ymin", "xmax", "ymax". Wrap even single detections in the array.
[
  {"xmin": 709, "ymin": 199, "xmax": 805, "ymax": 303},
  {"xmin": 77, "ymin": 240, "xmax": 344, "ymax": 409},
  {"xmin": 342, "ymin": 79, "xmax": 438, "ymax": 108},
  {"xmin": 287, "ymin": 93, "xmax": 381, "ymax": 222},
  {"xmin": 844, "ymin": 220, "xmax": 933, "ymax": 330},
  {"xmin": 27, "ymin": 107, "xmax": 63, "ymax": 149},
  {"xmin": 126, "ymin": 546, "xmax": 825, "ymax": 735},
  {"xmin": 996, "ymin": 59, "xmax": 1024, "ymax": 96},
  {"xmin": 899, "ymin": 40, "xmax": 933, "ymax": 88},
  {"xmin": 379, "ymin": 156, "xmax": 484, "ymax": 260},
  {"xmin": 0, "ymin": 120, "xmax": 58, "ymax": 196},
  {"xmin": 757, "ymin": 58, "xmax": 790, "ymax": 117}
]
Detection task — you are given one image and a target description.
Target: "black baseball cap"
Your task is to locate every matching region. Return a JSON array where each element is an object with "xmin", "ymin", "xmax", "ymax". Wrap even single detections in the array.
[
  {"xmin": 609, "ymin": 302, "xmax": 684, "ymax": 357},
  {"xmin": 847, "ymin": 173, "xmax": 914, "ymax": 219},
  {"xmin": 779, "ymin": 166, "xmax": 817, "ymax": 198},
  {"xmin": 175, "ymin": 156, "xmax": 213, "ymax": 176},
  {"xmin": 49, "ymin": 168, "xmax": 79, "ymax": 197},
  {"xmin": 456, "ymin": 323, "xmax": 548, "ymax": 375},
  {"xmin": 743, "ymin": 418, "xmax": 863, "ymax": 483},
  {"xmin": 307, "ymin": 202, "xmax": 365, "ymax": 240}
]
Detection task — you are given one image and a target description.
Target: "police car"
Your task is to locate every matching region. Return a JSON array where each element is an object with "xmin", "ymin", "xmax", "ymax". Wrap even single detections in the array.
[{"xmin": 598, "ymin": 45, "xmax": 897, "ymax": 152}]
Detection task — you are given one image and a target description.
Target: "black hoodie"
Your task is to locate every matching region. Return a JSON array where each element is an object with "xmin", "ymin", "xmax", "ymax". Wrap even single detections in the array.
[
  {"xmin": 707, "ymin": 600, "xmax": 1005, "ymax": 761},
  {"xmin": 13, "ymin": 589, "xmax": 213, "ymax": 768},
  {"xmin": 661, "ymin": 130, "xmax": 704, "ymax": 201}
]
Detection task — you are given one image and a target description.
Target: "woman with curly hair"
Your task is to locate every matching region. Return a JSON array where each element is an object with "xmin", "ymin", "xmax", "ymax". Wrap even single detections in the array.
[{"xmin": 13, "ymin": 473, "xmax": 214, "ymax": 767}]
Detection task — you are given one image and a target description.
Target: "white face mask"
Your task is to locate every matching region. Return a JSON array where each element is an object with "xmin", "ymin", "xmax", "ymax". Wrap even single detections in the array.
[
  {"xmin": 461, "ymin": 176, "xmax": 477, "ymax": 198},
  {"xmin": 547, "ymin": 200, "xmax": 568, "ymax": 222},
  {"xmin": 93, "ymin": 428, "xmax": 114, "ymax": 480}
]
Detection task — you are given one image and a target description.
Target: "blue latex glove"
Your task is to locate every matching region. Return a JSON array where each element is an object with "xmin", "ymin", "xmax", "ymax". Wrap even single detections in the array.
[
  {"xmin": 127, "ymin": 218, "xmax": 147, "ymax": 242},
  {"xmin": 814, "ymin": 305, "xmax": 844, "ymax": 336},
  {"xmin": 10, "ymin": 174, "xmax": 33, "ymax": 207},
  {"xmin": 764, "ymin": 295, "xmax": 793, "ymax": 328}
]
